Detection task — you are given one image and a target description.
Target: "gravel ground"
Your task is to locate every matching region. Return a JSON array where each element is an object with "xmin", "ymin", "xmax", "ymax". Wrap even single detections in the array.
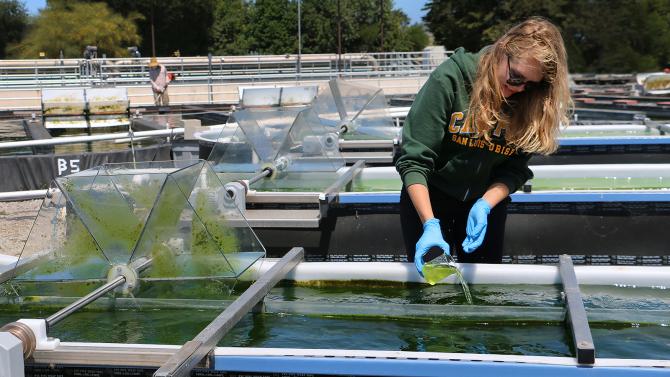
[{"xmin": 0, "ymin": 200, "xmax": 42, "ymax": 257}]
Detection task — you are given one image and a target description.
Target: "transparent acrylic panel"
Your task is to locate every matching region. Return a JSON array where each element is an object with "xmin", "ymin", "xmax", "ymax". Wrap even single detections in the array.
[
  {"xmin": 312, "ymin": 79, "xmax": 398, "ymax": 140},
  {"xmin": 131, "ymin": 161, "xmax": 265, "ymax": 279},
  {"xmin": 4, "ymin": 184, "xmax": 108, "ymax": 287},
  {"xmin": 234, "ymin": 108, "xmax": 303, "ymax": 163},
  {"xmin": 207, "ymin": 109, "xmax": 303, "ymax": 175},
  {"xmin": 275, "ymin": 108, "xmax": 345, "ymax": 173},
  {"xmin": 3, "ymin": 160, "xmax": 264, "ymax": 304},
  {"xmin": 349, "ymin": 89, "xmax": 399, "ymax": 140},
  {"xmin": 189, "ymin": 163, "xmax": 265, "ymax": 276},
  {"xmin": 311, "ymin": 82, "xmax": 342, "ymax": 130},
  {"xmin": 332, "ymin": 79, "xmax": 378, "ymax": 120},
  {"xmin": 41, "ymin": 88, "xmax": 86, "ymax": 116},
  {"xmin": 207, "ymin": 122, "xmax": 258, "ymax": 174},
  {"xmin": 58, "ymin": 165, "xmax": 166, "ymax": 265},
  {"xmin": 207, "ymin": 107, "xmax": 346, "ymax": 191},
  {"xmin": 211, "ymin": 108, "xmax": 347, "ymax": 192},
  {"xmin": 129, "ymin": 162, "xmax": 203, "ymax": 273}
]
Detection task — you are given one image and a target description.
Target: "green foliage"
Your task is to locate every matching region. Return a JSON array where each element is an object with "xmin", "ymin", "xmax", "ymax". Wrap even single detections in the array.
[
  {"xmin": 0, "ymin": 0, "xmax": 28, "ymax": 58},
  {"xmin": 561, "ymin": 0, "xmax": 670, "ymax": 73},
  {"xmin": 210, "ymin": 0, "xmax": 430, "ymax": 55},
  {"xmin": 299, "ymin": 0, "xmax": 339, "ymax": 53},
  {"xmin": 251, "ymin": 0, "xmax": 298, "ymax": 54},
  {"xmin": 211, "ymin": 0, "xmax": 253, "ymax": 55},
  {"xmin": 9, "ymin": 1, "xmax": 141, "ymax": 58},
  {"xmin": 80, "ymin": 0, "xmax": 216, "ymax": 57},
  {"xmin": 405, "ymin": 24, "xmax": 431, "ymax": 51},
  {"xmin": 424, "ymin": 0, "xmax": 670, "ymax": 73},
  {"xmin": 10, "ymin": 0, "xmax": 430, "ymax": 57}
]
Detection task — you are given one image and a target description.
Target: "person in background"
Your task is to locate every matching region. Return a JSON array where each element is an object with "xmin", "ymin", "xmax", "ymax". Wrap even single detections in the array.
[
  {"xmin": 395, "ymin": 17, "xmax": 571, "ymax": 274},
  {"xmin": 148, "ymin": 57, "xmax": 171, "ymax": 106}
]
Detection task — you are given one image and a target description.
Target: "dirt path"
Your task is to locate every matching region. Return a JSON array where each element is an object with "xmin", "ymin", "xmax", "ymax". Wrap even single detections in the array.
[{"xmin": 0, "ymin": 200, "xmax": 41, "ymax": 257}]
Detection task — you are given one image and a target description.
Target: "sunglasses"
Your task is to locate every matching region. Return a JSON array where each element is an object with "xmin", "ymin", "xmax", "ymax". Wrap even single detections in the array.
[{"xmin": 507, "ymin": 55, "xmax": 545, "ymax": 91}]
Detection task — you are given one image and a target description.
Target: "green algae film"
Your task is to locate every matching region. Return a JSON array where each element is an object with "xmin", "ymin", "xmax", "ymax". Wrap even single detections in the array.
[
  {"xmin": 1, "ymin": 283, "xmax": 670, "ymax": 359},
  {"xmin": 2, "ymin": 307, "xmax": 670, "ymax": 360}
]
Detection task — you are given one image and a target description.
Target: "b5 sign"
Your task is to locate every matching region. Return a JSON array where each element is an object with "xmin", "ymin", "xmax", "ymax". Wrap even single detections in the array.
[{"xmin": 57, "ymin": 158, "xmax": 80, "ymax": 175}]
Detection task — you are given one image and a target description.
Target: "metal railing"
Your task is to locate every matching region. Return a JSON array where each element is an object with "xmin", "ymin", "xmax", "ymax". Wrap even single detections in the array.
[{"xmin": 0, "ymin": 50, "xmax": 451, "ymax": 89}]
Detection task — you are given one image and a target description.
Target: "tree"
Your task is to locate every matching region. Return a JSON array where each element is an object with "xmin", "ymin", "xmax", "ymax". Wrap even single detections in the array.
[
  {"xmin": 424, "ymin": 0, "xmax": 501, "ymax": 52},
  {"xmin": 80, "ymin": 0, "xmax": 216, "ymax": 57},
  {"xmin": 9, "ymin": 1, "xmax": 141, "ymax": 58},
  {"xmin": 209, "ymin": 0, "xmax": 427, "ymax": 56},
  {"xmin": 0, "ymin": 0, "xmax": 28, "ymax": 58},
  {"xmin": 561, "ymin": 0, "xmax": 670, "ymax": 72},
  {"xmin": 211, "ymin": 0, "xmax": 253, "ymax": 55},
  {"xmin": 340, "ymin": 0, "xmax": 413, "ymax": 52},
  {"xmin": 405, "ymin": 24, "xmax": 430, "ymax": 51},
  {"xmin": 424, "ymin": 0, "xmax": 670, "ymax": 73},
  {"xmin": 299, "ymin": 0, "xmax": 339, "ymax": 54},
  {"xmin": 250, "ymin": 0, "xmax": 297, "ymax": 55}
]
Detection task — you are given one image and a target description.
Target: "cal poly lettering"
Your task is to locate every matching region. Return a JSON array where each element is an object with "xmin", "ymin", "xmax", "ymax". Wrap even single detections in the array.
[
  {"xmin": 448, "ymin": 111, "xmax": 516, "ymax": 157},
  {"xmin": 448, "ymin": 112, "xmax": 465, "ymax": 133}
]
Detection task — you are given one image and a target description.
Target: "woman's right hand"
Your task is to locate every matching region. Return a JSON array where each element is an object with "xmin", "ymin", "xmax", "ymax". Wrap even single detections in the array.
[{"xmin": 414, "ymin": 218, "xmax": 451, "ymax": 275}]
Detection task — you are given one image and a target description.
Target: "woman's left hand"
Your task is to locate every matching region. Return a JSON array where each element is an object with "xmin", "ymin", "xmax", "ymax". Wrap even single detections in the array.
[{"xmin": 462, "ymin": 198, "xmax": 492, "ymax": 253}]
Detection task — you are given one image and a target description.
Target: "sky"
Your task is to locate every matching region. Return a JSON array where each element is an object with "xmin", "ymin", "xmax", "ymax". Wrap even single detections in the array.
[{"xmin": 22, "ymin": 0, "xmax": 428, "ymax": 24}]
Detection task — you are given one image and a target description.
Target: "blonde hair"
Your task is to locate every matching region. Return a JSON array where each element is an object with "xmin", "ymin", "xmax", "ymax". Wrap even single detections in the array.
[{"xmin": 464, "ymin": 17, "xmax": 572, "ymax": 155}]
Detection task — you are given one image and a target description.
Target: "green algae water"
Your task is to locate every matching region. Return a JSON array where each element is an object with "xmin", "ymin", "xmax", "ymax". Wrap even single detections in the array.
[
  {"xmin": 2, "ymin": 282, "xmax": 669, "ymax": 359},
  {"xmin": 217, "ymin": 173, "xmax": 670, "ymax": 193}
]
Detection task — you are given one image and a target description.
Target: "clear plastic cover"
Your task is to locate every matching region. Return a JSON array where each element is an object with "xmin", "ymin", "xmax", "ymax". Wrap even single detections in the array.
[
  {"xmin": 208, "ymin": 107, "xmax": 346, "ymax": 192},
  {"xmin": 2, "ymin": 160, "xmax": 265, "ymax": 294},
  {"xmin": 208, "ymin": 108, "xmax": 303, "ymax": 174},
  {"xmin": 41, "ymin": 88, "xmax": 86, "ymax": 116},
  {"xmin": 312, "ymin": 79, "xmax": 399, "ymax": 140}
]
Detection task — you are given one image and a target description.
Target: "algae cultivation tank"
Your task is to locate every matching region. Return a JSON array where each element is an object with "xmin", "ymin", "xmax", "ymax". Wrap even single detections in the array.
[
  {"xmin": 2, "ymin": 87, "xmax": 670, "ymax": 375},
  {"xmin": 2, "ymin": 256, "xmax": 670, "ymax": 376},
  {"xmin": 1, "ymin": 159, "xmax": 670, "ymax": 377}
]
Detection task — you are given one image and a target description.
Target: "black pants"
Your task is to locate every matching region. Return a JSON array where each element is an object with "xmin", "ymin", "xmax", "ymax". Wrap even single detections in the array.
[{"xmin": 399, "ymin": 187, "xmax": 509, "ymax": 264}]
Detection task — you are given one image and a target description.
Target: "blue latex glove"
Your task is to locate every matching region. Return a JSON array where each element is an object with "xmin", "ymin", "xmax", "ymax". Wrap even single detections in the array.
[
  {"xmin": 414, "ymin": 218, "xmax": 450, "ymax": 274},
  {"xmin": 462, "ymin": 198, "xmax": 492, "ymax": 253}
]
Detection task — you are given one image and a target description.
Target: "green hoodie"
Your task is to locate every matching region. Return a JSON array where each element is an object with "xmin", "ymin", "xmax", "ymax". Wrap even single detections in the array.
[{"xmin": 395, "ymin": 47, "xmax": 533, "ymax": 202}]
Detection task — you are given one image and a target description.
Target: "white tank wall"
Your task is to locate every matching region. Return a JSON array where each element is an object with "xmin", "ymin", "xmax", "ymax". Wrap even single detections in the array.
[{"xmin": 248, "ymin": 260, "xmax": 670, "ymax": 288}]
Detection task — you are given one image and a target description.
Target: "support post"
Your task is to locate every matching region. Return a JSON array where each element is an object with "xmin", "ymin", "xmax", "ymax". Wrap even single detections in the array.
[{"xmin": 559, "ymin": 254, "xmax": 595, "ymax": 364}]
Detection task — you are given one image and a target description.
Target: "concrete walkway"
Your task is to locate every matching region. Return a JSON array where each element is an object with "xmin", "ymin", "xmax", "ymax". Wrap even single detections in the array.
[{"xmin": 0, "ymin": 200, "xmax": 41, "ymax": 257}]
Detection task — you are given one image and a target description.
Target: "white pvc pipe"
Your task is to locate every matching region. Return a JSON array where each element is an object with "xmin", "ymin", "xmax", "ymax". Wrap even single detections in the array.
[
  {"xmin": 247, "ymin": 260, "xmax": 670, "ymax": 288},
  {"xmin": 531, "ymin": 164, "xmax": 670, "ymax": 178},
  {"xmin": 0, "ymin": 128, "xmax": 184, "ymax": 149},
  {"xmin": 356, "ymin": 165, "xmax": 670, "ymax": 180},
  {"xmin": 0, "ymin": 254, "xmax": 18, "ymax": 275},
  {"xmin": 560, "ymin": 124, "xmax": 651, "ymax": 133},
  {"xmin": 0, "ymin": 254, "xmax": 18, "ymax": 267},
  {"xmin": 0, "ymin": 189, "xmax": 48, "ymax": 201}
]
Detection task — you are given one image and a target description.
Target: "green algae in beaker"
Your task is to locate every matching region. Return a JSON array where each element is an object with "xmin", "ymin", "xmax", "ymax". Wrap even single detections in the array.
[
  {"xmin": 422, "ymin": 253, "xmax": 472, "ymax": 304},
  {"xmin": 423, "ymin": 263, "xmax": 458, "ymax": 286}
]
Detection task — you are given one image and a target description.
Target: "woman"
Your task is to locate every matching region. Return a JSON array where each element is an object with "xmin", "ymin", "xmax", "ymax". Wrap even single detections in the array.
[{"xmin": 395, "ymin": 17, "xmax": 571, "ymax": 273}]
